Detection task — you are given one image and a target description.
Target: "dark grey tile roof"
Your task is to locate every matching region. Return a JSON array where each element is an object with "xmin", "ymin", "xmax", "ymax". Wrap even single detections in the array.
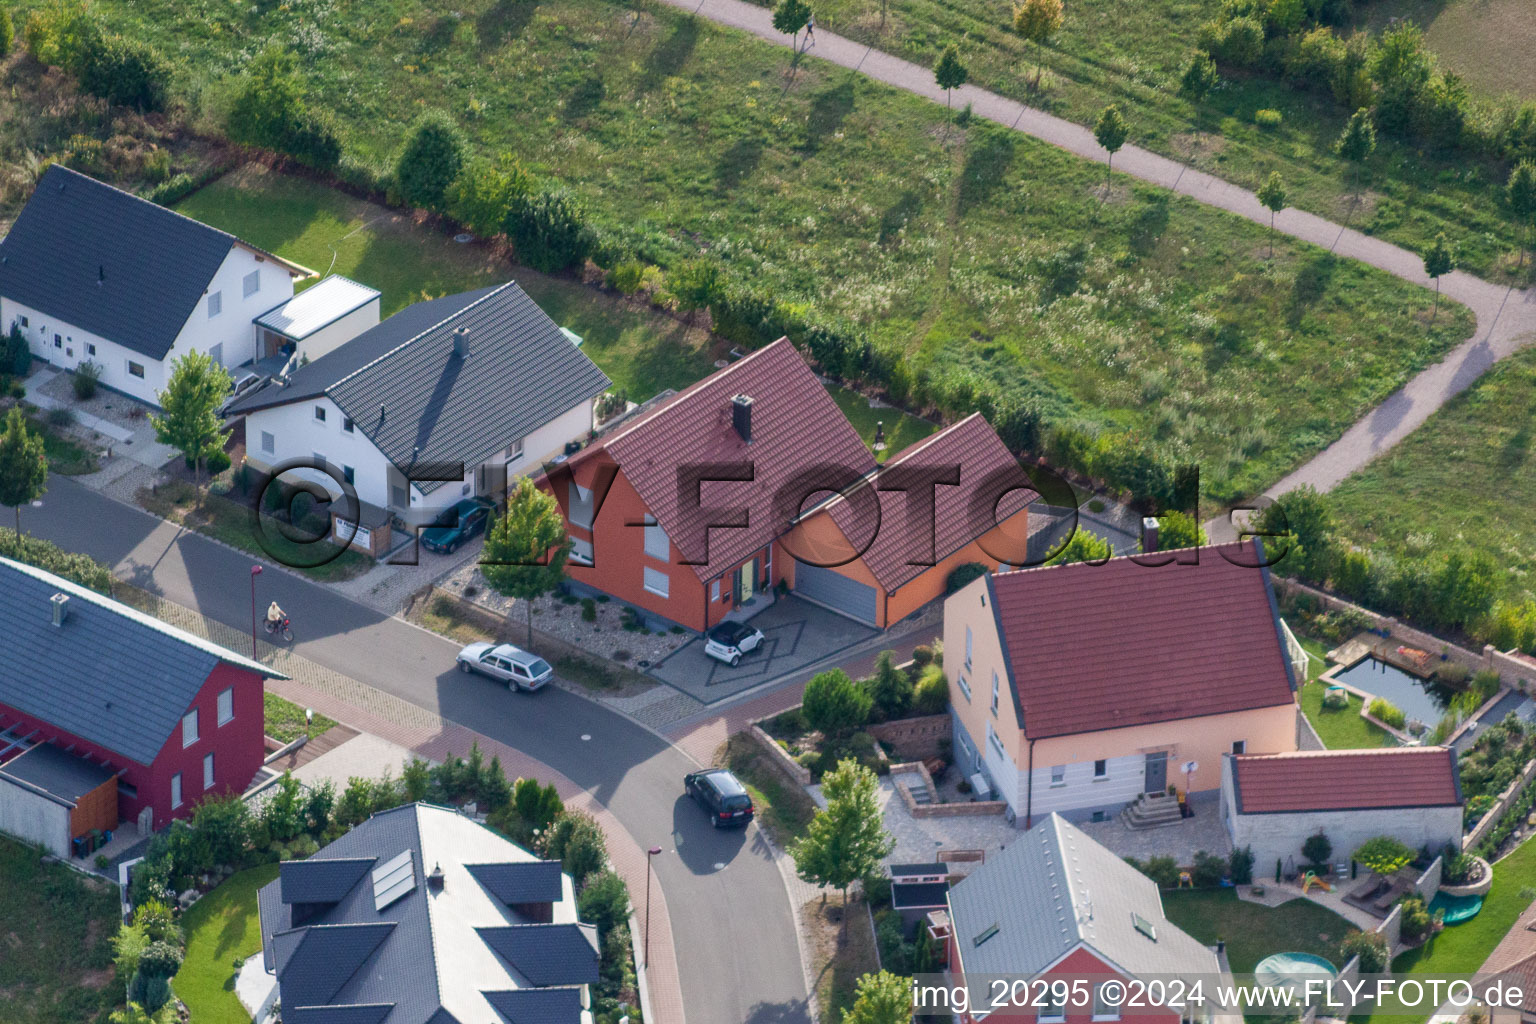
[
  {"xmin": 467, "ymin": 861, "xmax": 564, "ymax": 905},
  {"xmin": 281, "ymin": 858, "xmax": 378, "ymax": 905},
  {"xmin": 229, "ymin": 289, "xmax": 498, "ymax": 415},
  {"xmin": 483, "ymin": 988, "xmax": 585, "ymax": 1024},
  {"xmin": 258, "ymin": 804, "xmax": 586, "ymax": 1024},
  {"xmin": 477, "ymin": 924, "xmax": 600, "ymax": 987},
  {"xmin": 0, "ymin": 742, "xmax": 116, "ymax": 804},
  {"xmin": 890, "ymin": 881, "xmax": 949, "ymax": 911},
  {"xmin": 0, "ymin": 165, "xmax": 293, "ymax": 360},
  {"xmin": 288, "ymin": 1004, "xmax": 395, "ymax": 1024},
  {"xmin": 233, "ymin": 283, "xmax": 610, "ymax": 490},
  {"xmin": 0, "ymin": 557, "xmax": 284, "ymax": 766}
]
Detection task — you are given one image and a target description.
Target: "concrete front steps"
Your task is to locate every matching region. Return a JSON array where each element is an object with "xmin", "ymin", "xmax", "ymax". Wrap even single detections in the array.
[{"xmin": 1121, "ymin": 792, "xmax": 1184, "ymax": 830}]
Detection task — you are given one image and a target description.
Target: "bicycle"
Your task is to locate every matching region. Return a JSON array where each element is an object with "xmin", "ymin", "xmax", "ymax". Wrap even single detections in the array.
[{"xmin": 264, "ymin": 616, "xmax": 294, "ymax": 642}]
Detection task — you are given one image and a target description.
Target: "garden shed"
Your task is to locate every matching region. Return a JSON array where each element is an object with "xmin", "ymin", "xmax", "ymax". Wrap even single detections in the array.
[
  {"xmin": 1219, "ymin": 748, "xmax": 1463, "ymax": 877},
  {"xmin": 0, "ymin": 742, "xmax": 118, "ymax": 859}
]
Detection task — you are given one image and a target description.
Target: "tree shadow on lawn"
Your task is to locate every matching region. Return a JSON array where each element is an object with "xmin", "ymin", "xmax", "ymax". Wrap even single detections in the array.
[
  {"xmin": 799, "ymin": 79, "xmax": 856, "ymax": 154},
  {"xmin": 477, "ymin": 0, "xmax": 541, "ymax": 50},
  {"xmin": 957, "ymin": 126, "xmax": 1017, "ymax": 217},
  {"xmin": 715, "ymin": 134, "xmax": 766, "ymax": 194},
  {"xmin": 635, "ymin": 17, "xmax": 700, "ymax": 97}
]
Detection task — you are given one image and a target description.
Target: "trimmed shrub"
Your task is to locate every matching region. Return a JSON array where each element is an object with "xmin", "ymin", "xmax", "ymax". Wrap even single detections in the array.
[
  {"xmin": 506, "ymin": 187, "xmax": 595, "ymax": 272},
  {"xmin": 76, "ymin": 33, "xmax": 172, "ymax": 111},
  {"xmin": 1228, "ymin": 846, "xmax": 1255, "ymax": 885},
  {"xmin": 542, "ymin": 811, "xmax": 607, "ymax": 886},
  {"xmin": 1191, "ymin": 850, "xmax": 1227, "ymax": 887},
  {"xmin": 1340, "ymin": 930, "xmax": 1389, "ymax": 973},
  {"xmin": 446, "ymin": 156, "xmax": 535, "ymax": 238},
  {"xmin": 577, "ymin": 869, "xmax": 632, "ymax": 936},
  {"xmin": 0, "ymin": 532, "xmax": 113, "ymax": 591},
  {"xmin": 911, "ymin": 645, "xmax": 934, "ymax": 668},
  {"xmin": 1254, "ymin": 108, "xmax": 1283, "ymax": 130},
  {"xmin": 802, "ymin": 668, "xmax": 871, "ymax": 735},
  {"xmin": 1139, "ymin": 854, "xmax": 1181, "ymax": 888},
  {"xmin": 912, "ymin": 663, "xmax": 949, "ymax": 715},
  {"xmin": 1354, "ymin": 835, "xmax": 1414, "ymax": 876},
  {"xmin": 1367, "ymin": 697, "xmax": 1406, "ymax": 730},
  {"xmin": 865, "ymin": 650, "xmax": 913, "ymax": 722},
  {"xmin": 1301, "ymin": 831, "xmax": 1332, "ymax": 866}
]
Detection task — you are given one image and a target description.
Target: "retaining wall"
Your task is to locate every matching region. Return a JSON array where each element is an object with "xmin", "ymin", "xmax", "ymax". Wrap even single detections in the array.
[
  {"xmin": 1465, "ymin": 757, "xmax": 1536, "ymax": 852},
  {"xmin": 867, "ymin": 713, "xmax": 951, "ymax": 761}
]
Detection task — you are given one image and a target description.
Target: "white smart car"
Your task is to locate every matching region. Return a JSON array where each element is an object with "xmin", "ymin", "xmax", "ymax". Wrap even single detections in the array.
[{"xmin": 703, "ymin": 622, "xmax": 765, "ymax": 667}]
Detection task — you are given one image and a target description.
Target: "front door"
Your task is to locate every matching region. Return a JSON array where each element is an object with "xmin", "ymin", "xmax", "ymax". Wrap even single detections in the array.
[
  {"xmin": 734, "ymin": 559, "xmax": 757, "ymax": 604},
  {"xmin": 1144, "ymin": 752, "xmax": 1168, "ymax": 794}
]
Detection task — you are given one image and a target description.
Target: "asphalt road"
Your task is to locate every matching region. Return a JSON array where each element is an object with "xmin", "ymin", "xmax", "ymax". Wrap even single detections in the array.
[{"xmin": 26, "ymin": 476, "xmax": 809, "ymax": 1024}]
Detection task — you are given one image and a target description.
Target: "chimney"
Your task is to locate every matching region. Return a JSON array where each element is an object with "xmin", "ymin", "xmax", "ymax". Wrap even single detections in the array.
[
  {"xmin": 452, "ymin": 326, "xmax": 471, "ymax": 359},
  {"xmin": 1141, "ymin": 516, "xmax": 1159, "ymax": 553},
  {"xmin": 428, "ymin": 863, "xmax": 445, "ymax": 892},
  {"xmin": 50, "ymin": 593, "xmax": 70, "ymax": 627},
  {"xmin": 731, "ymin": 394, "xmax": 753, "ymax": 443}
]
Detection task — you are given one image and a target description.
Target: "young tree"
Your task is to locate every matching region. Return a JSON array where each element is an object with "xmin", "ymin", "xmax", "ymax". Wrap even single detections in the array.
[
  {"xmin": 1335, "ymin": 108, "xmax": 1376, "ymax": 195},
  {"xmin": 1094, "ymin": 104, "xmax": 1129, "ymax": 188},
  {"xmin": 934, "ymin": 45, "xmax": 969, "ymax": 113},
  {"xmin": 1047, "ymin": 528, "xmax": 1113, "ymax": 567},
  {"xmin": 1011, "ymin": 0, "xmax": 1063, "ymax": 90},
  {"xmin": 152, "ymin": 350, "xmax": 231, "ymax": 488},
  {"xmin": 1179, "ymin": 52, "xmax": 1220, "ymax": 101},
  {"xmin": 1422, "ymin": 231, "xmax": 1453, "ymax": 319},
  {"xmin": 0, "ymin": 7, "xmax": 15, "ymax": 59},
  {"xmin": 395, "ymin": 110, "xmax": 467, "ymax": 212},
  {"xmin": 772, "ymin": 0, "xmax": 811, "ymax": 51},
  {"xmin": 0, "ymin": 406, "xmax": 47, "ymax": 537},
  {"xmin": 1254, "ymin": 484, "xmax": 1338, "ymax": 584},
  {"xmin": 844, "ymin": 970, "xmax": 913, "ymax": 1024},
  {"xmin": 1256, "ymin": 171, "xmax": 1288, "ymax": 259},
  {"xmin": 1149, "ymin": 510, "xmax": 1206, "ymax": 551},
  {"xmin": 481, "ymin": 475, "xmax": 571, "ymax": 645},
  {"xmin": 1507, "ymin": 160, "xmax": 1536, "ymax": 268},
  {"xmin": 866, "ymin": 649, "xmax": 913, "ymax": 721},
  {"xmin": 790, "ymin": 758, "xmax": 895, "ymax": 929},
  {"xmin": 802, "ymin": 668, "xmax": 872, "ymax": 735}
]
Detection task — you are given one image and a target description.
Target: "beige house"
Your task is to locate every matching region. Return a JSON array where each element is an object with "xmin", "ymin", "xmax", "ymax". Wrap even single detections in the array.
[{"xmin": 944, "ymin": 538, "xmax": 1307, "ymax": 825}]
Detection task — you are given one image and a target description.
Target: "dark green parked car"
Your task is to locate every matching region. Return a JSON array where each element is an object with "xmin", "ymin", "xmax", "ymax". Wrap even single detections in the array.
[{"xmin": 420, "ymin": 497, "xmax": 495, "ymax": 554}]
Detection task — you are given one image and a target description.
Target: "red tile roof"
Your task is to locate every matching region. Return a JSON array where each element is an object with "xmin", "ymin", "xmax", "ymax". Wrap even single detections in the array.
[
  {"xmin": 814, "ymin": 414, "xmax": 1039, "ymax": 592},
  {"xmin": 592, "ymin": 339, "xmax": 874, "ymax": 581},
  {"xmin": 1231, "ymin": 747, "xmax": 1461, "ymax": 813},
  {"xmin": 986, "ymin": 540, "xmax": 1298, "ymax": 739}
]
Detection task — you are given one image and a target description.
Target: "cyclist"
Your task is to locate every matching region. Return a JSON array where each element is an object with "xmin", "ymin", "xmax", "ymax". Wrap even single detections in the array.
[{"xmin": 267, "ymin": 601, "xmax": 287, "ymax": 629}]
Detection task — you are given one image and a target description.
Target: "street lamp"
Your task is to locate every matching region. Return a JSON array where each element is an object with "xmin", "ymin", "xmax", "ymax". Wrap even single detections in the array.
[
  {"xmin": 644, "ymin": 846, "xmax": 663, "ymax": 968},
  {"xmin": 249, "ymin": 565, "xmax": 264, "ymax": 659}
]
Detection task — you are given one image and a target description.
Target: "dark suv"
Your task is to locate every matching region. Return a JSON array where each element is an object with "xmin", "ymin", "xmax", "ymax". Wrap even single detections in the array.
[{"xmin": 684, "ymin": 768, "xmax": 755, "ymax": 828}]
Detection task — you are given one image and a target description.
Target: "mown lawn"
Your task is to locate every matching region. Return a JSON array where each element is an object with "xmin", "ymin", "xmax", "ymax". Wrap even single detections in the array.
[
  {"xmin": 825, "ymin": 384, "xmax": 937, "ymax": 463},
  {"xmin": 1162, "ymin": 887, "xmax": 1353, "ymax": 974},
  {"xmin": 172, "ymin": 864, "xmax": 281, "ymax": 1024},
  {"xmin": 264, "ymin": 691, "xmax": 339, "ymax": 744},
  {"xmin": 1328, "ymin": 346, "xmax": 1536, "ymax": 607},
  {"xmin": 721, "ymin": 734, "xmax": 819, "ymax": 847},
  {"xmin": 80, "ymin": 0, "xmax": 1476, "ymax": 502},
  {"xmin": 0, "ymin": 837, "xmax": 120, "ymax": 1024},
  {"xmin": 1299, "ymin": 680, "xmax": 1393, "ymax": 749},
  {"xmin": 735, "ymin": 0, "xmax": 1533, "ymax": 282}
]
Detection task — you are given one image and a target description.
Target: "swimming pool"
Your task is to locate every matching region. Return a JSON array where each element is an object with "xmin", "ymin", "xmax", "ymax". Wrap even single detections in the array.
[
  {"xmin": 1429, "ymin": 891, "xmax": 1484, "ymax": 924},
  {"xmin": 1255, "ymin": 952, "xmax": 1339, "ymax": 991},
  {"xmin": 1333, "ymin": 656, "xmax": 1451, "ymax": 728}
]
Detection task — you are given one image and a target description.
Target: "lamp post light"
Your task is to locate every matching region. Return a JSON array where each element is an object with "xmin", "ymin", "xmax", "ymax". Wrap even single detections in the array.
[
  {"xmin": 249, "ymin": 565, "xmax": 263, "ymax": 659},
  {"xmin": 644, "ymin": 845, "xmax": 663, "ymax": 968}
]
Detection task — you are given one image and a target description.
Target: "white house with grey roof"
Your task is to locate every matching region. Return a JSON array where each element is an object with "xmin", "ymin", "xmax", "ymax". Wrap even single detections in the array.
[
  {"xmin": 229, "ymin": 282, "xmax": 610, "ymax": 550},
  {"xmin": 945, "ymin": 814, "xmax": 1219, "ymax": 1023},
  {"xmin": 0, "ymin": 165, "xmax": 312, "ymax": 406},
  {"xmin": 257, "ymin": 802, "xmax": 596, "ymax": 1024}
]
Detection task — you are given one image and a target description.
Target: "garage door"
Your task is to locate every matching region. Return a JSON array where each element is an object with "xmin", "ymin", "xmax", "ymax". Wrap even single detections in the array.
[{"xmin": 793, "ymin": 561, "xmax": 879, "ymax": 625}]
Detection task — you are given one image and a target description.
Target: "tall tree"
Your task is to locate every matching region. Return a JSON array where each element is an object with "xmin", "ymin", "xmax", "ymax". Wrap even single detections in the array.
[
  {"xmin": 1335, "ymin": 108, "xmax": 1376, "ymax": 196},
  {"xmin": 395, "ymin": 110, "xmax": 466, "ymax": 212},
  {"xmin": 1011, "ymin": 0, "xmax": 1063, "ymax": 90},
  {"xmin": 1256, "ymin": 171, "xmax": 1288, "ymax": 259},
  {"xmin": 1422, "ymin": 232, "xmax": 1453, "ymax": 320},
  {"xmin": 790, "ymin": 758, "xmax": 894, "ymax": 932},
  {"xmin": 1254, "ymin": 484, "xmax": 1338, "ymax": 584},
  {"xmin": 1508, "ymin": 160, "xmax": 1536, "ymax": 268},
  {"xmin": 481, "ymin": 475, "xmax": 571, "ymax": 645},
  {"xmin": 934, "ymin": 45, "xmax": 969, "ymax": 113},
  {"xmin": 0, "ymin": 407, "xmax": 48, "ymax": 536},
  {"xmin": 772, "ymin": 0, "xmax": 811, "ymax": 52},
  {"xmin": 844, "ymin": 971, "xmax": 913, "ymax": 1024},
  {"xmin": 152, "ymin": 350, "xmax": 231, "ymax": 489},
  {"xmin": 1093, "ymin": 104, "xmax": 1129, "ymax": 189}
]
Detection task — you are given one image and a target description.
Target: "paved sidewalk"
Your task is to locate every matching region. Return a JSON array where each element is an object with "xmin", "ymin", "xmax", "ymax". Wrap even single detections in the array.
[
  {"xmin": 651, "ymin": 0, "xmax": 1536, "ymax": 501},
  {"xmin": 122, "ymin": 589, "xmax": 687, "ymax": 1024}
]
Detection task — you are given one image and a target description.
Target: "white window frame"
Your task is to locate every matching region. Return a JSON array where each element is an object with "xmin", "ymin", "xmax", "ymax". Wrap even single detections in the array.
[
  {"xmin": 991, "ymin": 670, "xmax": 999, "ymax": 715},
  {"xmin": 171, "ymin": 772, "xmax": 183, "ymax": 809},
  {"xmin": 203, "ymin": 752, "xmax": 215, "ymax": 790},
  {"xmin": 957, "ymin": 674, "xmax": 971, "ymax": 702},
  {"xmin": 506, "ymin": 437, "xmax": 525, "ymax": 462},
  {"xmin": 643, "ymin": 517, "xmax": 670, "ymax": 561},
  {"xmin": 1093, "ymin": 984, "xmax": 1122, "ymax": 1021},
  {"xmin": 261, "ymin": 431, "xmax": 275, "ymax": 454},
  {"xmin": 570, "ymin": 536, "xmax": 594, "ymax": 566},
  {"xmin": 217, "ymin": 687, "xmax": 234, "ymax": 726},
  {"xmin": 127, "ymin": 360, "xmax": 145, "ymax": 379},
  {"xmin": 314, "ymin": 404, "xmax": 327, "ymax": 424},
  {"xmin": 1093, "ymin": 758, "xmax": 1108, "ymax": 779},
  {"xmin": 964, "ymin": 626, "xmax": 973, "ymax": 669},
  {"xmin": 986, "ymin": 721, "xmax": 1007, "ymax": 761},
  {"xmin": 1232, "ymin": 740, "xmax": 1246, "ymax": 755},
  {"xmin": 208, "ymin": 291, "xmax": 223, "ymax": 318},
  {"xmin": 182, "ymin": 709, "xmax": 199, "ymax": 748},
  {"xmin": 711, "ymin": 580, "xmax": 721, "ymax": 602},
  {"xmin": 1050, "ymin": 764, "xmax": 1065, "ymax": 787},
  {"xmin": 1039, "ymin": 998, "xmax": 1067, "ymax": 1024},
  {"xmin": 643, "ymin": 566, "xmax": 669, "ymax": 598},
  {"xmin": 242, "ymin": 270, "xmax": 261, "ymax": 298},
  {"xmin": 343, "ymin": 416, "xmax": 355, "ymax": 433}
]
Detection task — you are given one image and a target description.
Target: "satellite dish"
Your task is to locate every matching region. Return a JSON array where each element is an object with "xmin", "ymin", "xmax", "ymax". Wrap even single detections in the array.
[{"xmin": 1181, "ymin": 760, "xmax": 1199, "ymax": 774}]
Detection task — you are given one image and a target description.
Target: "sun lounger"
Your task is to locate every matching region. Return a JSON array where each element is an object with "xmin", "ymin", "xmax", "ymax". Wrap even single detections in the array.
[
  {"xmin": 1348, "ymin": 876, "xmax": 1385, "ymax": 902},
  {"xmin": 1372, "ymin": 879, "xmax": 1409, "ymax": 912}
]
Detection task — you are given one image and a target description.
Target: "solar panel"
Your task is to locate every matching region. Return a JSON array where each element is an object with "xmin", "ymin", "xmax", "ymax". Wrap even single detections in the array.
[{"xmin": 371, "ymin": 850, "xmax": 417, "ymax": 912}]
